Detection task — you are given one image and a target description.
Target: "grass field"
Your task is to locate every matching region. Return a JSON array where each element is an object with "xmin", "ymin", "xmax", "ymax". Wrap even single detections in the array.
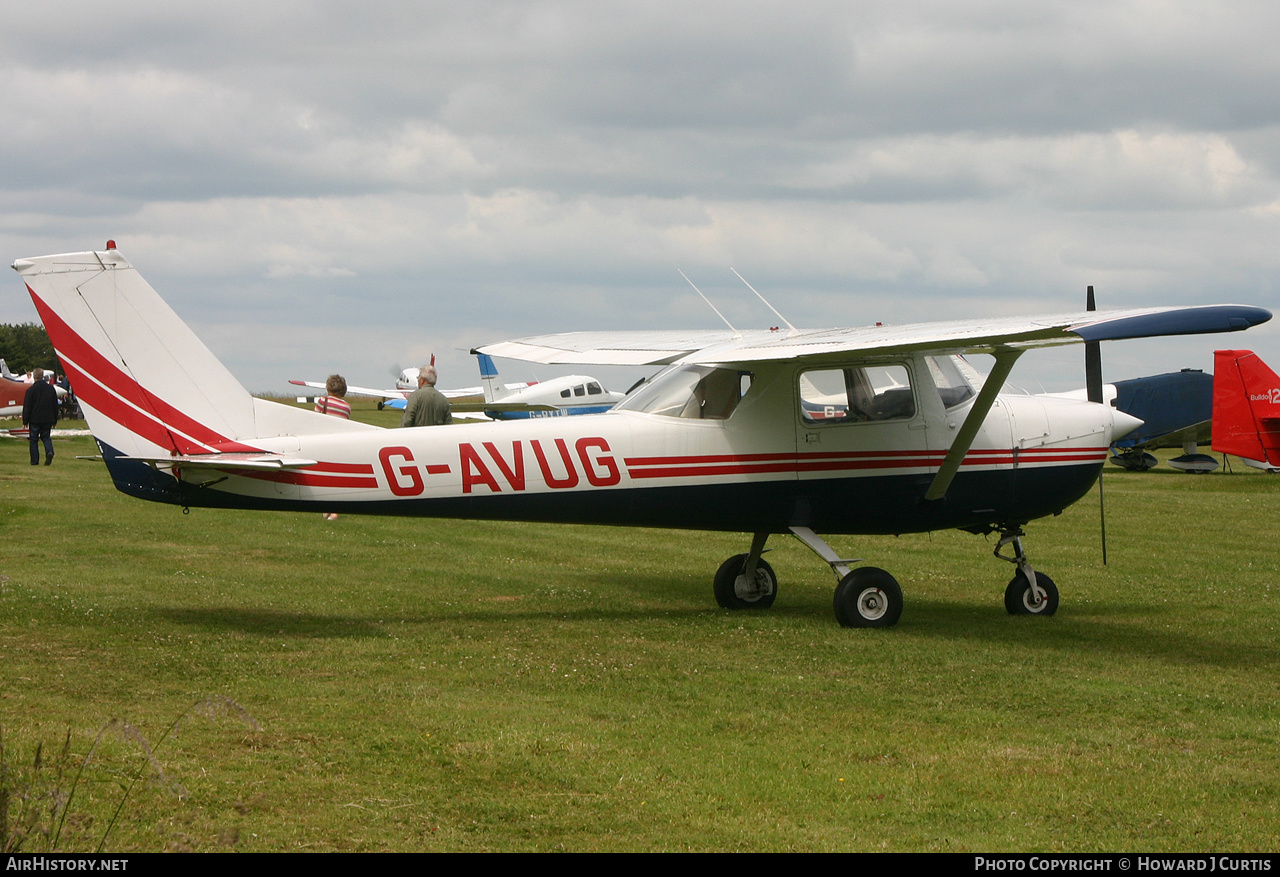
[{"xmin": 2, "ymin": 404, "xmax": 1278, "ymax": 852}]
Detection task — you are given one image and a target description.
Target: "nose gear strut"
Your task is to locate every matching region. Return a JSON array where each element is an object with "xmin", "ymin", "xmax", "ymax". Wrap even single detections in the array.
[{"xmin": 994, "ymin": 528, "xmax": 1059, "ymax": 616}]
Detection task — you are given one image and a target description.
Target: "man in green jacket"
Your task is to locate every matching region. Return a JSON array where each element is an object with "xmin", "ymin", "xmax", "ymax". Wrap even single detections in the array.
[{"xmin": 401, "ymin": 365, "xmax": 453, "ymax": 427}]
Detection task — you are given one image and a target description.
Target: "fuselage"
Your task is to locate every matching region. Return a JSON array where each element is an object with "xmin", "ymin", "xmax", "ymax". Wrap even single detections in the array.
[
  {"xmin": 2, "ymin": 375, "xmax": 66, "ymax": 417},
  {"xmin": 103, "ymin": 354, "xmax": 1123, "ymax": 536}
]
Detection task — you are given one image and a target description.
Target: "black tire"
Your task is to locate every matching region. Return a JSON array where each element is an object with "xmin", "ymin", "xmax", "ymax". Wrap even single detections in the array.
[
  {"xmin": 833, "ymin": 567, "xmax": 903, "ymax": 628},
  {"xmin": 713, "ymin": 554, "xmax": 778, "ymax": 609},
  {"xmin": 1004, "ymin": 570, "xmax": 1059, "ymax": 616}
]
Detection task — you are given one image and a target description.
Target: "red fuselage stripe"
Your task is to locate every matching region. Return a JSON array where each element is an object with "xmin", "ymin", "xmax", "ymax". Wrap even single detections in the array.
[
  {"xmin": 231, "ymin": 470, "xmax": 381, "ymax": 488},
  {"xmin": 307, "ymin": 461, "xmax": 377, "ymax": 474}
]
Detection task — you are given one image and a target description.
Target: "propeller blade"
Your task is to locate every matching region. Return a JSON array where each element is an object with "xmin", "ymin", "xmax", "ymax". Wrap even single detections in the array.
[{"xmin": 1085, "ymin": 285, "xmax": 1104, "ymax": 404}]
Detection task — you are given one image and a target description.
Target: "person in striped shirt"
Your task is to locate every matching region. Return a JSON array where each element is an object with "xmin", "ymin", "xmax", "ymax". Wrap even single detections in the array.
[
  {"xmin": 314, "ymin": 374, "xmax": 351, "ymax": 420},
  {"xmin": 315, "ymin": 374, "xmax": 350, "ymax": 520}
]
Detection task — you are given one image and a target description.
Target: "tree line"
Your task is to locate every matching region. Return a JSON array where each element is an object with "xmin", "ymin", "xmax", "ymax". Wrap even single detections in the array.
[{"xmin": 0, "ymin": 323, "xmax": 58, "ymax": 374}]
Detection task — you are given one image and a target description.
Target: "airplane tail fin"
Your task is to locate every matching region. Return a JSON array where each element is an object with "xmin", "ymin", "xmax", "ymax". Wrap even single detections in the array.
[
  {"xmin": 0, "ymin": 359, "xmax": 14, "ymax": 380},
  {"xmin": 13, "ymin": 246, "xmax": 372, "ymax": 499},
  {"xmin": 475, "ymin": 351, "xmax": 510, "ymax": 402},
  {"xmin": 1212, "ymin": 349, "xmax": 1280, "ymax": 466}
]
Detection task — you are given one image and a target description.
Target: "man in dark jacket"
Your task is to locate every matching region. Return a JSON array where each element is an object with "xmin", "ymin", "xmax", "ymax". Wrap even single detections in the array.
[{"xmin": 22, "ymin": 368, "xmax": 59, "ymax": 466}]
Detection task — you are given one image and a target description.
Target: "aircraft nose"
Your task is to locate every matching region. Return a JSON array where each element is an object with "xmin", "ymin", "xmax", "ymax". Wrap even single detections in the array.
[{"xmin": 1110, "ymin": 408, "xmax": 1144, "ymax": 441}]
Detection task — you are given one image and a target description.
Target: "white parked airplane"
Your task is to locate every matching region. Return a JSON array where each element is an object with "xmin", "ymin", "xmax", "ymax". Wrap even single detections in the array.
[
  {"xmin": 13, "ymin": 245, "xmax": 1271, "ymax": 626},
  {"xmin": 292, "ymin": 354, "xmax": 623, "ymax": 420},
  {"xmin": 471, "ymin": 351, "xmax": 627, "ymax": 419}
]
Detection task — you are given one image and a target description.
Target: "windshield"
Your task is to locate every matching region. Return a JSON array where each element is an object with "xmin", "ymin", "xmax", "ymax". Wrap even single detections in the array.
[
  {"xmin": 925, "ymin": 355, "xmax": 978, "ymax": 409},
  {"xmin": 616, "ymin": 365, "xmax": 752, "ymax": 419}
]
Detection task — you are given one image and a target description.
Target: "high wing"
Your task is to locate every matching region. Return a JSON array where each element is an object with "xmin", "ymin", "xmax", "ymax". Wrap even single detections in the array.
[
  {"xmin": 476, "ymin": 305, "xmax": 1270, "ymax": 367},
  {"xmin": 478, "ymin": 302, "xmax": 1270, "ymax": 504},
  {"xmin": 479, "ymin": 330, "xmax": 741, "ymax": 365}
]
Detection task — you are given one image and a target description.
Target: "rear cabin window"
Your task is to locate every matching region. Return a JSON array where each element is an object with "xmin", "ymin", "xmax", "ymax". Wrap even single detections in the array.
[{"xmin": 799, "ymin": 364, "xmax": 915, "ymax": 424}]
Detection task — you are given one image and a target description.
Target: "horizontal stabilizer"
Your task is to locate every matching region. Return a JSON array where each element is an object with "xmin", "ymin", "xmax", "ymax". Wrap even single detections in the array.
[{"xmin": 123, "ymin": 453, "xmax": 321, "ymax": 471}]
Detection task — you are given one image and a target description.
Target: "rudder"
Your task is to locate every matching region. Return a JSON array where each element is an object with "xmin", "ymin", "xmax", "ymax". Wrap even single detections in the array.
[
  {"xmin": 1212, "ymin": 350, "xmax": 1280, "ymax": 466},
  {"xmin": 13, "ymin": 246, "xmax": 374, "ymax": 471}
]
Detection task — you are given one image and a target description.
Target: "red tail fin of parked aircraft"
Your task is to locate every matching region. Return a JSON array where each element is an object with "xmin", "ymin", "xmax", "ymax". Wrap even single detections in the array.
[{"xmin": 1212, "ymin": 350, "xmax": 1280, "ymax": 467}]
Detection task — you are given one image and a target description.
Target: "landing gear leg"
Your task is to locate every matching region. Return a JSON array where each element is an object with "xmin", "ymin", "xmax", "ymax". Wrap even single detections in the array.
[
  {"xmin": 994, "ymin": 528, "xmax": 1059, "ymax": 616},
  {"xmin": 713, "ymin": 532, "xmax": 777, "ymax": 609},
  {"xmin": 789, "ymin": 526, "xmax": 904, "ymax": 628}
]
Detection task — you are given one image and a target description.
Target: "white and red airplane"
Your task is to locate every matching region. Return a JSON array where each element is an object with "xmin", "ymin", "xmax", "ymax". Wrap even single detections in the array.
[
  {"xmin": 13, "ymin": 244, "xmax": 1272, "ymax": 626},
  {"xmin": 1, "ymin": 357, "xmax": 67, "ymax": 416}
]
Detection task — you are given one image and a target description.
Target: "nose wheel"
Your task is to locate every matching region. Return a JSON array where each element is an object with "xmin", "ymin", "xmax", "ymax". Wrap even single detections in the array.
[
  {"xmin": 1004, "ymin": 570, "xmax": 1059, "ymax": 615},
  {"xmin": 995, "ymin": 528, "xmax": 1058, "ymax": 616}
]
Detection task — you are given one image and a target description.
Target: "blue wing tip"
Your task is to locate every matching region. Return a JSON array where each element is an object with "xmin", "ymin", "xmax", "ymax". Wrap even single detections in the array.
[{"xmin": 1071, "ymin": 305, "xmax": 1272, "ymax": 342}]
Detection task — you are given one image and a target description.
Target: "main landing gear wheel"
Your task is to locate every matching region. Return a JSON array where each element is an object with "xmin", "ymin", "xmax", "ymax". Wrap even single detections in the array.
[
  {"xmin": 713, "ymin": 554, "xmax": 778, "ymax": 610},
  {"xmin": 1004, "ymin": 570, "xmax": 1059, "ymax": 616},
  {"xmin": 833, "ymin": 567, "xmax": 903, "ymax": 628}
]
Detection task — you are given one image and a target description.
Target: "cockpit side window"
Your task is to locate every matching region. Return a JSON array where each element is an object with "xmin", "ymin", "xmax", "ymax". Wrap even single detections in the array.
[{"xmin": 799, "ymin": 364, "xmax": 915, "ymax": 424}]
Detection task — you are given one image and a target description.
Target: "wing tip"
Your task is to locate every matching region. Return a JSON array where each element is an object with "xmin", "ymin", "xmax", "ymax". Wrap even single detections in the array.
[{"xmin": 1071, "ymin": 305, "xmax": 1272, "ymax": 342}]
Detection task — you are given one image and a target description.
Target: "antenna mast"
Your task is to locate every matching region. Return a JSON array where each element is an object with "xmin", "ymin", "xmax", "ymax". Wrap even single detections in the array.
[
  {"xmin": 731, "ymin": 268, "xmax": 798, "ymax": 337},
  {"xmin": 679, "ymin": 270, "xmax": 741, "ymax": 339}
]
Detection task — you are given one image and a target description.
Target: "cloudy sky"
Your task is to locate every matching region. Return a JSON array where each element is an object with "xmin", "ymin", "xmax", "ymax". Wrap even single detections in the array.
[{"xmin": 3, "ymin": 0, "xmax": 1278, "ymax": 393}]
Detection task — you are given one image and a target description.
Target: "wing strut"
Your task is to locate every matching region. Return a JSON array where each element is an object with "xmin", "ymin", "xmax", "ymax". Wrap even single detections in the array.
[{"xmin": 924, "ymin": 348, "xmax": 1024, "ymax": 502}]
